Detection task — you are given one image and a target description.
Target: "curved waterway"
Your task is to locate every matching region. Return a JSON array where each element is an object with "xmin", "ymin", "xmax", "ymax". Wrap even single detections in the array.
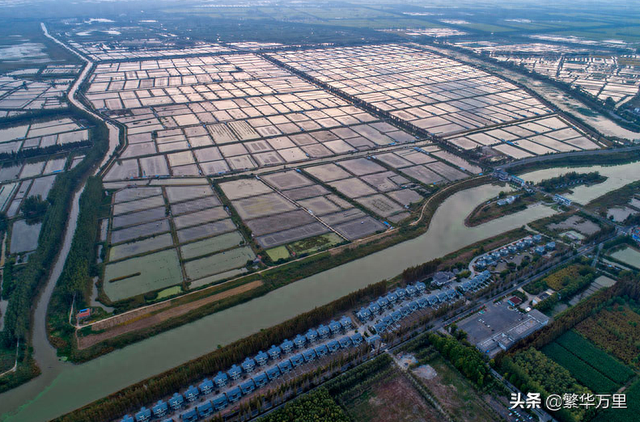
[
  {"xmin": 0, "ymin": 25, "xmax": 129, "ymax": 422},
  {"xmin": 519, "ymin": 160, "xmax": 640, "ymax": 204},
  {"xmin": 0, "ymin": 183, "xmax": 556, "ymax": 421}
]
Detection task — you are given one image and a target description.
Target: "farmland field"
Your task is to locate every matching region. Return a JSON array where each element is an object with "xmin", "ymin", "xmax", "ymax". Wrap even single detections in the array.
[
  {"xmin": 266, "ymin": 245, "xmax": 290, "ymax": 261},
  {"xmin": 176, "ymin": 219, "xmax": 236, "ymax": 243},
  {"xmin": 233, "ymin": 193, "xmax": 296, "ymax": 219},
  {"xmin": 10, "ymin": 220, "xmax": 41, "ymax": 253},
  {"xmin": 610, "ymin": 247, "xmax": 640, "ymax": 270},
  {"xmin": 552, "ymin": 330, "xmax": 634, "ymax": 384},
  {"xmin": 110, "ymin": 219, "xmax": 171, "ymax": 244},
  {"xmin": 542, "ymin": 342, "xmax": 619, "ymax": 393},
  {"xmin": 289, "ymin": 233, "xmax": 343, "ymax": 255},
  {"xmin": 112, "ymin": 207, "xmax": 166, "ymax": 229},
  {"xmin": 184, "ymin": 246, "xmax": 255, "ymax": 280},
  {"xmin": 592, "ymin": 378, "xmax": 640, "ymax": 422},
  {"xmin": 576, "ymin": 302, "xmax": 640, "ymax": 367},
  {"xmin": 179, "ymin": 232, "xmax": 244, "ymax": 260},
  {"xmin": 103, "ymin": 249, "xmax": 183, "ymax": 301},
  {"xmin": 173, "ymin": 207, "xmax": 229, "ymax": 229},
  {"xmin": 245, "ymin": 209, "xmax": 315, "ymax": 236},
  {"xmin": 416, "ymin": 356, "xmax": 498, "ymax": 422},
  {"xmin": 108, "ymin": 234, "xmax": 174, "ymax": 261},
  {"xmin": 255, "ymin": 222, "xmax": 328, "ymax": 248}
]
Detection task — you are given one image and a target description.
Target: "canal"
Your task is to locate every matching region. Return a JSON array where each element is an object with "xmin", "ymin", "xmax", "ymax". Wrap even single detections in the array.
[{"xmin": 4, "ymin": 159, "xmax": 639, "ymax": 421}]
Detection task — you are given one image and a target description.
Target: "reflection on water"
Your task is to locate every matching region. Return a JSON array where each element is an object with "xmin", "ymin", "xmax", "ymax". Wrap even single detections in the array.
[
  {"xmin": 0, "ymin": 183, "xmax": 556, "ymax": 421},
  {"xmin": 6, "ymin": 162, "xmax": 637, "ymax": 421},
  {"xmin": 3, "ymin": 161, "xmax": 639, "ymax": 421},
  {"xmin": 520, "ymin": 161, "xmax": 640, "ymax": 204}
]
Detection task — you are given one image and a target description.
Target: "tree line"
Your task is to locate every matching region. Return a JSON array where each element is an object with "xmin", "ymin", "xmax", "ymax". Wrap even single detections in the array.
[
  {"xmin": 53, "ymin": 281, "xmax": 387, "ymax": 422},
  {"xmin": 47, "ymin": 176, "xmax": 105, "ymax": 354},
  {"xmin": 257, "ymin": 388, "xmax": 349, "ymax": 422},
  {"xmin": 537, "ymin": 171, "xmax": 604, "ymax": 193},
  {"xmin": 0, "ymin": 107, "xmax": 108, "ymax": 394},
  {"xmin": 427, "ymin": 332, "xmax": 490, "ymax": 388}
]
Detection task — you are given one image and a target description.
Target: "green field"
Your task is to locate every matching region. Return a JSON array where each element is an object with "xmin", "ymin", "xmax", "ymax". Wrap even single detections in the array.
[
  {"xmin": 156, "ymin": 286, "xmax": 183, "ymax": 300},
  {"xmin": 592, "ymin": 378, "xmax": 640, "ymax": 422},
  {"xmin": 610, "ymin": 247, "xmax": 640, "ymax": 270},
  {"xmin": 266, "ymin": 245, "xmax": 290, "ymax": 262},
  {"xmin": 543, "ymin": 343, "xmax": 618, "ymax": 392},
  {"xmin": 289, "ymin": 233, "xmax": 342, "ymax": 255},
  {"xmin": 542, "ymin": 331, "xmax": 633, "ymax": 393},
  {"xmin": 184, "ymin": 246, "xmax": 255, "ymax": 280},
  {"xmin": 103, "ymin": 249, "xmax": 183, "ymax": 302},
  {"xmin": 180, "ymin": 232, "xmax": 243, "ymax": 261}
]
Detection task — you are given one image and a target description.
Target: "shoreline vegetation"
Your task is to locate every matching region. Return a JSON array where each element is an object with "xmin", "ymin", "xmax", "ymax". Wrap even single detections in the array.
[
  {"xmin": 53, "ymin": 224, "xmax": 532, "ymax": 422},
  {"xmin": 0, "ymin": 103, "xmax": 109, "ymax": 394},
  {"xmin": 537, "ymin": 171, "xmax": 607, "ymax": 194},
  {"xmin": 48, "ymin": 151, "xmax": 640, "ymax": 365},
  {"xmin": 465, "ymin": 189, "xmax": 544, "ymax": 228},
  {"xmin": 48, "ymin": 175, "xmax": 491, "ymax": 362}
]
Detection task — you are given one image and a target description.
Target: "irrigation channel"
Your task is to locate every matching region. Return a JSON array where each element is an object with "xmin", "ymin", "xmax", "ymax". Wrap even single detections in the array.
[{"xmin": 1, "ymin": 32, "xmax": 639, "ymax": 422}]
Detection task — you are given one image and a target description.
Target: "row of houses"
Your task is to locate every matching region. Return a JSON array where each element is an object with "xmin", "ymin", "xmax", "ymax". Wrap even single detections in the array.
[
  {"xmin": 355, "ymin": 281, "xmax": 427, "ymax": 323},
  {"xmin": 458, "ymin": 270, "xmax": 492, "ymax": 292},
  {"xmin": 355, "ymin": 285, "xmax": 458, "ymax": 335},
  {"xmin": 553, "ymin": 194, "xmax": 572, "ymax": 207},
  {"xmin": 120, "ymin": 317, "xmax": 364, "ymax": 422},
  {"xmin": 474, "ymin": 235, "xmax": 544, "ymax": 270},
  {"xmin": 535, "ymin": 241, "xmax": 556, "ymax": 255},
  {"xmin": 355, "ymin": 269, "xmax": 497, "ymax": 336}
]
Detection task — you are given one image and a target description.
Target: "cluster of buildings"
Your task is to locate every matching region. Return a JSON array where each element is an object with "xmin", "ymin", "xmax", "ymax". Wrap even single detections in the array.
[
  {"xmin": 494, "ymin": 169, "xmax": 526, "ymax": 188},
  {"xmin": 121, "ymin": 317, "xmax": 366, "ymax": 422},
  {"xmin": 553, "ymin": 194, "xmax": 572, "ymax": 207},
  {"xmin": 355, "ymin": 271, "xmax": 494, "ymax": 335},
  {"xmin": 474, "ymin": 235, "xmax": 554, "ymax": 270},
  {"xmin": 497, "ymin": 195, "xmax": 518, "ymax": 206},
  {"xmin": 632, "ymin": 226, "xmax": 640, "ymax": 244},
  {"xmin": 458, "ymin": 270, "xmax": 492, "ymax": 293},
  {"xmin": 476, "ymin": 309, "xmax": 550, "ymax": 358}
]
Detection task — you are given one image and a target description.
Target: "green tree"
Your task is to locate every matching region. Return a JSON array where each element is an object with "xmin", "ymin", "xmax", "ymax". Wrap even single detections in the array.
[
  {"xmin": 605, "ymin": 97, "xmax": 616, "ymax": 109},
  {"xmin": 20, "ymin": 195, "xmax": 48, "ymax": 223}
]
